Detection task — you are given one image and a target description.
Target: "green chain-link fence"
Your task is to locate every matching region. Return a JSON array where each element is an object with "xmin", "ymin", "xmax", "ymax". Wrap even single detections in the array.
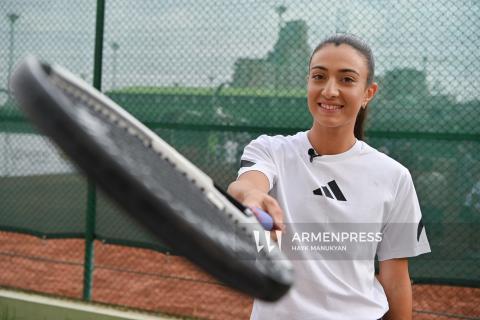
[{"xmin": 0, "ymin": 0, "xmax": 479, "ymax": 318}]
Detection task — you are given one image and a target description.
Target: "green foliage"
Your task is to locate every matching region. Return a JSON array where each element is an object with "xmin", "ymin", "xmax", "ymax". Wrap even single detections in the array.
[{"xmin": 110, "ymin": 86, "xmax": 306, "ymax": 97}]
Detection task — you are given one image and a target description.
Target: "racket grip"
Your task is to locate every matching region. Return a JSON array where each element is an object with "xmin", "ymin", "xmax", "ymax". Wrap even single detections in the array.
[{"xmin": 251, "ymin": 207, "xmax": 274, "ymax": 231}]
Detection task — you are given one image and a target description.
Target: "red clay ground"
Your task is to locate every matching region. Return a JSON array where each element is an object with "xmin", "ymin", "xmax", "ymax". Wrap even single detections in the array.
[{"xmin": 0, "ymin": 231, "xmax": 478, "ymax": 319}]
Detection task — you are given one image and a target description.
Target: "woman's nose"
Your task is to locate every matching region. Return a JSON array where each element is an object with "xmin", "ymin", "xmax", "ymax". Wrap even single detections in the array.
[{"xmin": 321, "ymin": 80, "xmax": 339, "ymax": 98}]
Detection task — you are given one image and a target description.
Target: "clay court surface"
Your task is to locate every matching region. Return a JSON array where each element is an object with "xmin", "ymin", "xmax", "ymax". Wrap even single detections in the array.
[{"xmin": 0, "ymin": 231, "xmax": 478, "ymax": 319}]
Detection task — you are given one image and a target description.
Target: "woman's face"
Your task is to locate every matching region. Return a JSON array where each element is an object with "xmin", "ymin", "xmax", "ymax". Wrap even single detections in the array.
[{"xmin": 307, "ymin": 43, "xmax": 377, "ymax": 133}]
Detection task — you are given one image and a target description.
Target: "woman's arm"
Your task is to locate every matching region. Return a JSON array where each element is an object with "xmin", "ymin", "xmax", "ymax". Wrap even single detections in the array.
[{"xmin": 377, "ymin": 258, "xmax": 412, "ymax": 320}]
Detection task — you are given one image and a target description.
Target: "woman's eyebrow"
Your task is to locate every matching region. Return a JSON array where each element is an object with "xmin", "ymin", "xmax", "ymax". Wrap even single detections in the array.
[
  {"xmin": 339, "ymin": 68, "xmax": 360, "ymax": 76},
  {"xmin": 310, "ymin": 65, "xmax": 327, "ymax": 72},
  {"xmin": 310, "ymin": 65, "xmax": 360, "ymax": 76}
]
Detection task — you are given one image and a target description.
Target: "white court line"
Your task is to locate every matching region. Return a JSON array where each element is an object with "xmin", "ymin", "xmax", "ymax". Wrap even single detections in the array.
[{"xmin": 0, "ymin": 288, "xmax": 179, "ymax": 320}]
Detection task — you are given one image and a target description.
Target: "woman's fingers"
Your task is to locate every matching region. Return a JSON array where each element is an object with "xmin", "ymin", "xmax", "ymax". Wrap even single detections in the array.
[{"xmin": 263, "ymin": 196, "xmax": 285, "ymax": 231}]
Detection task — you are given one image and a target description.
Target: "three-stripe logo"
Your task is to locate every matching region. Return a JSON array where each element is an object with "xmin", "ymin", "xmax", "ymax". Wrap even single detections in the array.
[{"xmin": 313, "ymin": 180, "xmax": 347, "ymax": 201}]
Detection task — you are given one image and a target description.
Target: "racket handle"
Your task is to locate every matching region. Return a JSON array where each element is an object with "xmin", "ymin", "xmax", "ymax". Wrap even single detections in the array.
[{"xmin": 251, "ymin": 207, "xmax": 274, "ymax": 231}]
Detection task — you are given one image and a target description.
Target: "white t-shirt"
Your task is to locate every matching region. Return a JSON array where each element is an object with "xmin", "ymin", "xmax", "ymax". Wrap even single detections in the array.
[{"xmin": 237, "ymin": 131, "xmax": 431, "ymax": 320}]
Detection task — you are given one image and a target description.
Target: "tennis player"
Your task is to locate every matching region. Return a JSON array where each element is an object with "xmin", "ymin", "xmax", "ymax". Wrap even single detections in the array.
[{"xmin": 228, "ymin": 34, "xmax": 431, "ymax": 319}]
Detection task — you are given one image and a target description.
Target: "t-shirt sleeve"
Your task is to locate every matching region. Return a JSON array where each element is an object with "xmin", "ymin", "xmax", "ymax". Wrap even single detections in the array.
[
  {"xmin": 376, "ymin": 169, "xmax": 431, "ymax": 261},
  {"xmin": 237, "ymin": 135, "xmax": 277, "ymax": 191}
]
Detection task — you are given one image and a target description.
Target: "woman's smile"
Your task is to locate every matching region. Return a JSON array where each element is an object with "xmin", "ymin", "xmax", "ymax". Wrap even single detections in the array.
[{"xmin": 318, "ymin": 103, "xmax": 344, "ymax": 113}]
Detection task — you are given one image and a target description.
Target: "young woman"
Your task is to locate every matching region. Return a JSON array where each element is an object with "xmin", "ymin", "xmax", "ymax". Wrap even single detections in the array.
[{"xmin": 228, "ymin": 34, "xmax": 431, "ymax": 320}]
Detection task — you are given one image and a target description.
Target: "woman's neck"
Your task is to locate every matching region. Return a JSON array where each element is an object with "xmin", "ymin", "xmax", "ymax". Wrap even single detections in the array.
[{"xmin": 307, "ymin": 125, "xmax": 357, "ymax": 155}]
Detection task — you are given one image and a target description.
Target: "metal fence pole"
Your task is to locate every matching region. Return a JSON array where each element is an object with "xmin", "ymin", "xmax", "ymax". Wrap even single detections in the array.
[
  {"xmin": 82, "ymin": 0, "xmax": 105, "ymax": 301},
  {"xmin": 82, "ymin": 182, "xmax": 96, "ymax": 301}
]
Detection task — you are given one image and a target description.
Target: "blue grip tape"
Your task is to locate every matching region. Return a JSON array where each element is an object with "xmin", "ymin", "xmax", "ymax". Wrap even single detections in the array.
[{"xmin": 251, "ymin": 207, "xmax": 274, "ymax": 231}]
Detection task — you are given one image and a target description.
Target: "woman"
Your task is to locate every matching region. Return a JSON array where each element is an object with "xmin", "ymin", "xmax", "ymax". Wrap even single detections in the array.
[{"xmin": 228, "ymin": 34, "xmax": 431, "ymax": 319}]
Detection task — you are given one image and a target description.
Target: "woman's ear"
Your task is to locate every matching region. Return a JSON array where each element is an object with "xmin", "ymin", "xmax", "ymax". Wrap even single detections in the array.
[{"xmin": 363, "ymin": 82, "xmax": 379, "ymax": 107}]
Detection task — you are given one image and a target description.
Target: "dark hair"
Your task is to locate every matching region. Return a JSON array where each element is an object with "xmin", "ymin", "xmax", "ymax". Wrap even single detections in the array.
[{"xmin": 309, "ymin": 34, "xmax": 375, "ymax": 140}]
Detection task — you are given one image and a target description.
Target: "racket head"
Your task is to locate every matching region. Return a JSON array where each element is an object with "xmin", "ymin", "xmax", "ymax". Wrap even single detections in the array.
[{"xmin": 11, "ymin": 56, "xmax": 293, "ymax": 301}]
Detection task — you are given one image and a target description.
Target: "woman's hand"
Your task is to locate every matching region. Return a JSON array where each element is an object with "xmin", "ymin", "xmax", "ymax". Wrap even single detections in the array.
[
  {"xmin": 227, "ymin": 171, "xmax": 285, "ymax": 231},
  {"xmin": 242, "ymin": 189, "xmax": 284, "ymax": 231}
]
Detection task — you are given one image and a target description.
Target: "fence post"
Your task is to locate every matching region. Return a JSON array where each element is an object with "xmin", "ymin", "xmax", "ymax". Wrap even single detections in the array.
[
  {"xmin": 82, "ymin": 0, "xmax": 105, "ymax": 301},
  {"xmin": 82, "ymin": 182, "xmax": 96, "ymax": 301}
]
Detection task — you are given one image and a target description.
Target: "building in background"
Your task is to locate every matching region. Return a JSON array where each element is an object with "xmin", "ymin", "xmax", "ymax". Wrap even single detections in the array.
[{"xmin": 231, "ymin": 20, "xmax": 310, "ymax": 90}]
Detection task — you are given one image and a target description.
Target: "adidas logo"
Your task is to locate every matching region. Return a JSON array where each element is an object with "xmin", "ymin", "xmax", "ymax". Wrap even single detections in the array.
[{"xmin": 313, "ymin": 180, "xmax": 347, "ymax": 201}]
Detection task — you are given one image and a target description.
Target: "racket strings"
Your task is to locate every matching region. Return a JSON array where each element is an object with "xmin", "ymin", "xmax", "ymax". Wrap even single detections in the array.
[
  {"xmin": 49, "ymin": 74, "xmax": 217, "ymax": 206},
  {"xmin": 12, "ymin": 58, "xmax": 293, "ymax": 300},
  {"xmin": 53, "ymin": 76, "xmax": 256, "ymax": 235},
  {"xmin": 48, "ymin": 72, "xmax": 279, "ymax": 263},
  {"xmin": 51, "ymin": 75, "xmax": 203, "ymax": 192},
  {"xmin": 50, "ymin": 74, "xmax": 152, "ymax": 148}
]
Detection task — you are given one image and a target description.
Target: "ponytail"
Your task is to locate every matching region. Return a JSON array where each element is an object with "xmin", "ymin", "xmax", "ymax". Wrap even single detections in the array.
[{"xmin": 354, "ymin": 107, "xmax": 367, "ymax": 140}]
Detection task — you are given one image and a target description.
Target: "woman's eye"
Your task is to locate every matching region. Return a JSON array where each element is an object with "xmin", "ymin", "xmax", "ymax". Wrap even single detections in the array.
[
  {"xmin": 342, "ymin": 77, "xmax": 355, "ymax": 83},
  {"xmin": 312, "ymin": 74, "xmax": 325, "ymax": 80}
]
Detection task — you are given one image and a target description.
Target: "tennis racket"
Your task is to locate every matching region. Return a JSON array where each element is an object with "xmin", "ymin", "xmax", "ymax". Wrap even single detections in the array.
[{"xmin": 10, "ymin": 56, "xmax": 293, "ymax": 301}]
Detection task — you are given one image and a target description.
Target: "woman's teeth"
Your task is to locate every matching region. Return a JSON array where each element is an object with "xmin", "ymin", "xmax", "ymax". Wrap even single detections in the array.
[{"xmin": 320, "ymin": 104, "xmax": 343, "ymax": 110}]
